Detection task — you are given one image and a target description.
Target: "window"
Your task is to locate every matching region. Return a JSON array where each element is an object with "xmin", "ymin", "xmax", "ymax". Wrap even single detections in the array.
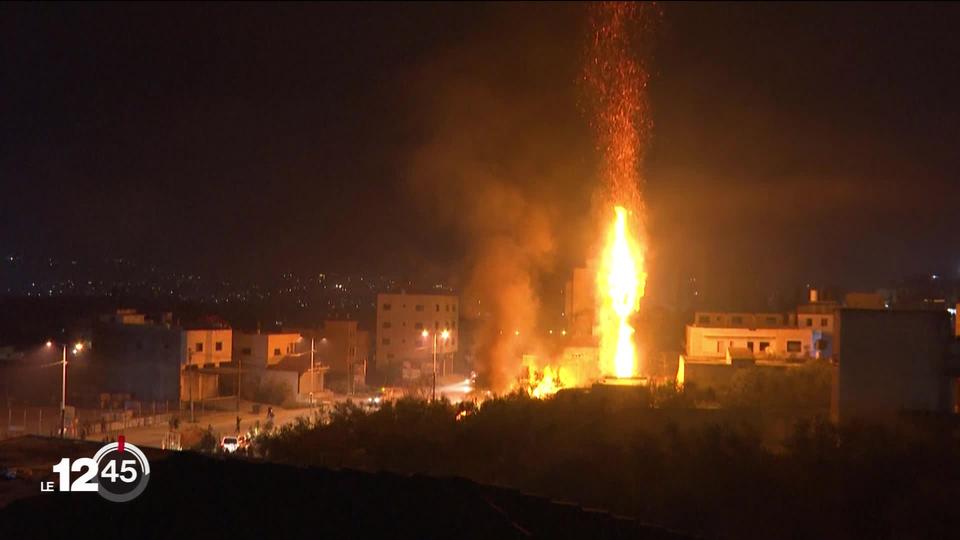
[
  {"xmin": 452, "ymin": 322, "xmax": 456, "ymax": 330},
  {"xmin": 445, "ymin": 304, "xmax": 449, "ymax": 312},
  {"xmin": 381, "ymin": 338, "xmax": 390, "ymax": 345},
  {"xmin": 731, "ymin": 316, "xmax": 743, "ymax": 325},
  {"xmin": 787, "ymin": 341, "xmax": 802, "ymax": 353},
  {"xmin": 273, "ymin": 348, "xmax": 281, "ymax": 357},
  {"xmin": 820, "ymin": 318, "xmax": 828, "ymax": 327},
  {"xmin": 195, "ymin": 342, "xmax": 203, "ymax": 352},
  {"xmin": 759, "ymin": 341, "xmax": 770, "ymax": 352},
  {"xmin": 387, "ymin": 353, "xmax": 395, "ymax": 359},
  {"xmin": 716, "ymin": 341, "xmax": 722, "ymax": 353},
  {"xmin": 805, "ymin": 318, "xmax": 813, "ymax": 327},
  {"xmin": 415, "ymin": 322, "xmax": 423, "ymax": 330},
  {"xmin": 747, "ymin": 341, "xmax": 754, "ymax": 352},
  {"xmin": 436, "ymin": 304, "xmax": 440, "ymax": 312},
  {"xmin": 452, "ymin": 306, "xmax": 456, "ymax": 313},
  {"xmin": 215, "ymin": 341, "xmax": 223, "ymax": 352},
  {"xmin": 415, "ymin": 305, "xmax": 424, "ymax": 312},
  {"xmin": 242, "ymin": 347, "xmax": 252, "ymax": 355},
  {"xmin": 765, "ymin": 317, "xmax": 778, "ymax": 325},
  {"xmin": 698, "ymin": 315, "xmax": 710, "ymax": 324},
  {"xmin": 383, "ymin": 304, "xmax": 392, "ymax": 311},
  {"xmin": 382, "ymin": 321, "xmax": 392, "ymax": 329}
]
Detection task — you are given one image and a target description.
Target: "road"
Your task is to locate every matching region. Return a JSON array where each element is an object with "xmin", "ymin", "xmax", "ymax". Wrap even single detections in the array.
[{"xmin": 108, "ymin": 403, "xmax": 319, "ymax": 449}]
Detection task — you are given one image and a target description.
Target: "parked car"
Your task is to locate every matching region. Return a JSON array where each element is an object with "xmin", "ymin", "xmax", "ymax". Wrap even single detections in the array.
[{"xmin": 220, "ymin": 436, "xmax": 239, "ymax": 453}]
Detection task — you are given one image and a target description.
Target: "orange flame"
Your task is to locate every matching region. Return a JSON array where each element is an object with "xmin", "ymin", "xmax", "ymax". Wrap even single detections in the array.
[{"xmin": 597, "ymin": 206, "xmax": 646, "ymax": 377}]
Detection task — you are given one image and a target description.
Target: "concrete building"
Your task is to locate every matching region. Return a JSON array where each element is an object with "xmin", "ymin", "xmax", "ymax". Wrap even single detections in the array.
[
  {"xmin": 833, "ymin": 309, "xmax": 959, "ymax": 421},
  {"xmin": 91, "ymin": 310, "xmax": 182, "ymax": 403},
  {"xmin": 564, "ymin": 267, "xmax": 596, "ymax": 339},
  {"xmin": 685, "ymin": 325, "xmax": 820, "ymax": 361},
  {"xmin": 318, "ymin": 320, "xmax": 369, "ymax": 386},
  {"xmin": 233, "ymin": 332, "xmax": 303, "ymax": 370},
  {"xmin": 376, "ymin": 292, "xmax": 459, "ymax": 382},
  {"xmin": 181, "ymin": 328, "xmax": 232, "ymax": 367}
]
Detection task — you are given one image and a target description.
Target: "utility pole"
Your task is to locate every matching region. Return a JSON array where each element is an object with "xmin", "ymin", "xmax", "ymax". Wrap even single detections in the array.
[
  {"xmin": 60, "ymin": 344, "xmax": 67, "ymax": 438},
  {"xmin": 237, "ymin": 346, "xmax": 242, "ymax": 413},
  {"xmin": 432, "ymin": 333, "xmax": 437, "ymax": 401},
  {"xmin": 188, "ymin": 347, "xmax": 195, "ymax": 423},
  {"xmin": 310, "ymin": 337, "xmax": 316, "ymax": 402}
]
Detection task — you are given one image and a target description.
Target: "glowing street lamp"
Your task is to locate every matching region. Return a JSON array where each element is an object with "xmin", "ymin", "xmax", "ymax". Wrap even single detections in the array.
[{"xmin": 47, "ymin": 340, "xmax": 85, "ymax": 438}]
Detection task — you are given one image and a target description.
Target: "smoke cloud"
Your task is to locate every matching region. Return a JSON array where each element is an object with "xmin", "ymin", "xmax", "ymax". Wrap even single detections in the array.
[{"xmin": 404, "ymin": 6, "xmax": 594, "ymax": 391}]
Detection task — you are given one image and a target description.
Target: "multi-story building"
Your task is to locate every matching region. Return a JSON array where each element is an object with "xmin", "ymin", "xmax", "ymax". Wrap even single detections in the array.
[
  {"xmin": 317, "ymin": 320, "xmax": 369, "ymax": 385},
  {"xmin": 181, "ymin": 328, "xmax": 233, "ymax": 367},
  {"xmin": 233, "ymin": 332, "xmax": 303, "ymax": 370},
  {"xmin": 91, "ymin": 309, "xmax": 182, "ymax": 402},
  {"xmin": 376, "ymin": 292, "xmax": 459, "ymax": 381},
  {"xmin": 564, "ymin": 267, "xmax": 595, "ymax": 339},
  {"xmin": 685, "ymin": 325, "xmax": 821, "ymax": 361}
]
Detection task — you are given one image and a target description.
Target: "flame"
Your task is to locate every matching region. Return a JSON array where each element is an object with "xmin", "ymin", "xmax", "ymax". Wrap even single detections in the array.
[
  {"xmin": 597, "ymin": 206, "xmax": 646, "ymax": 378},
  {"xmin": 525, "ymin": 363, "xmax": 578, "ymax": 399}
]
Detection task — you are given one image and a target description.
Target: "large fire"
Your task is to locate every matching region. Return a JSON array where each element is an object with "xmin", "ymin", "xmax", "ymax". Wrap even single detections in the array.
[
  {"xmin": 519, "ymin": 2, "xmax": 658, "ymax": 399},
  {"xmin": 598, "ymin": 206, "xmax": 646, "ymax": 378}
]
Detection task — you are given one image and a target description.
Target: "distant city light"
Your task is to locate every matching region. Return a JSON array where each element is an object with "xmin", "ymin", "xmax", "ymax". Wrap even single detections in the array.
[{"xmin": 45, "ymin": 340, "xmax": 53, "ymax": 348}]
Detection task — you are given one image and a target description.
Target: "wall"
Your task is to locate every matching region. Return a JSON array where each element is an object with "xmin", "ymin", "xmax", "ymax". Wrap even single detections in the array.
[{"xmin": 835, "ymin": 309, "xmax": 955, "ymax": 421}]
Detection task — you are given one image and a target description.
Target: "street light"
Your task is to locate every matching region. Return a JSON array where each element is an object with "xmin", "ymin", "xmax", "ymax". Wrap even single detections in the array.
[
  {"xmin": 47, "ymin": 340, "xmax": 85, "ymax": 438},
  {"xmin": 422, "ymin": 330, "xmax": 451, "ymax": 401}
]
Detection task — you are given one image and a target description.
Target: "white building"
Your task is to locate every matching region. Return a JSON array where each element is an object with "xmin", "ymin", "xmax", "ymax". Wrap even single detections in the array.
[{"xmin": 685, "ymin": 325, "xmax": 821, "ymax": 362}]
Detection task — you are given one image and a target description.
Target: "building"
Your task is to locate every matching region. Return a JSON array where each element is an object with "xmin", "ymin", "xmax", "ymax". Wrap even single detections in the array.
[
  {"xmin": 685, "ymin": 325, "xmax": 820, "ymax": 361},
  {"xmin": 181, "ymin": 328, "xmax": 232, "ymax": 367},
  {"xmin": 317, "ymin": 320, "xmax": 369, "ymax": 388},
  {"xmin": 833, "ymin": 308, "xmax": 959, "ymax": 421},
  {"xmin": 564, "ymin": 267, "xmax": 595, "ymax": 339},
  {"xmin": 233, "ymin": 332, "xmax": 303, "ymax": 370},
  {"xmin": 91, "ymin": 310, "xmax": 182, "ymax": 403},
  {"xmin": 376, "ymin": 292, "xmax": 459, "ymax": 382}
]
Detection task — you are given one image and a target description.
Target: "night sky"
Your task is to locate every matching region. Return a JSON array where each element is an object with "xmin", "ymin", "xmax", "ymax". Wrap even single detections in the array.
[{"xmin": 3, "ymin": 3, "xmax": 959, "ymax": 304}]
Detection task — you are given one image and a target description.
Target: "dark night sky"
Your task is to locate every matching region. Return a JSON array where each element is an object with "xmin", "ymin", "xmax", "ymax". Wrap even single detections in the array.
[{"xmin": 3, "ymin": 3, "xmax": 960, "ymax": 304}]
